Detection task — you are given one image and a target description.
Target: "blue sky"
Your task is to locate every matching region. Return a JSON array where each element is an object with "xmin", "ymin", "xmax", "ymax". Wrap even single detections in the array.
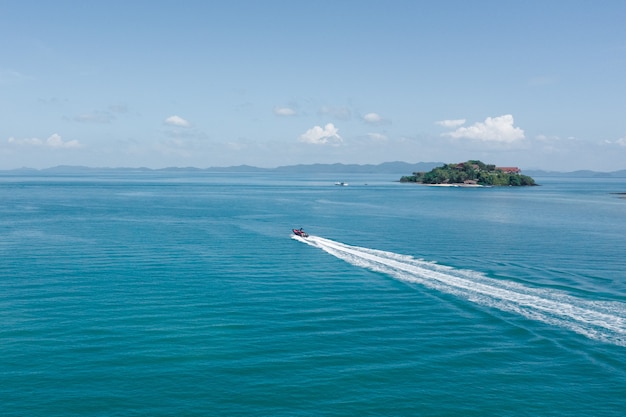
[{"xmin": 1, "ymin": 1, "xmax": 625, "ymax": 171}]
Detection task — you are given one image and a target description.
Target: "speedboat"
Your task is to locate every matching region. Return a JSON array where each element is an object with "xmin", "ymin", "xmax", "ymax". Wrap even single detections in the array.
[{"xmin": 292, "ymin": 228, "xmax": 309, "ymax": 238}]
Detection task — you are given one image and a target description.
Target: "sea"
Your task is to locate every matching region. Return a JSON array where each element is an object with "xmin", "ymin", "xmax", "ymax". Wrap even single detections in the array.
[{"xmin": 1, "ymin": 171, "xmax": 625, "ymax": 416}]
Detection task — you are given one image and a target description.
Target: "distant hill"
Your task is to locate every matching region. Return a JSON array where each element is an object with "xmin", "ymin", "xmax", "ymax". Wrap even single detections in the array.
[
  {"xmin": 273, "ymin": 161, "xmax": 442, "ymax": 174},
  {"xmin": 1, "ymin": 162, "xmax": 443, "ymax": 175},
  {"xmin": 525, "ymin": 169, "xmax": 626, "ymax": 178},
  {"xmin": 2, "ymin": 163, "xmax": 625, "ymax": 177}
]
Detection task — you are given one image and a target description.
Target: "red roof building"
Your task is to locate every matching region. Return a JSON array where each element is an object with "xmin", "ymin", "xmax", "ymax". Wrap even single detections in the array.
[{"xmin": 496, "ymin": 167, "xmax": 521, "ymax": 174}]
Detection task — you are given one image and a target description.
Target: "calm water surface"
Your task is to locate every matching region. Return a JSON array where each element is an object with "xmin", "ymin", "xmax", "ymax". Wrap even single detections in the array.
[{"xmin": 1, "ymin": 172, "xmax": 625, "ymax": 416}]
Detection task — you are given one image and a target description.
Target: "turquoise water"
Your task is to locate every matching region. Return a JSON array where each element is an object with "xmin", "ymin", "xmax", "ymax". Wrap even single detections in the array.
[{"xmin": 1, "ymin": 172, "xmax": 625, "ymax": 416}]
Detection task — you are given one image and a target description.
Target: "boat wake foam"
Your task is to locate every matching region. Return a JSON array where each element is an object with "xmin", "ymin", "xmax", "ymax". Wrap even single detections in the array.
[{"xmin": 293, "ymin": 235, "xmax": 626, "ymax": 347}]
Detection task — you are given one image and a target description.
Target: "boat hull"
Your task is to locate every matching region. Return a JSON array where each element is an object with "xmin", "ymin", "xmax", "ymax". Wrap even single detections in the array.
[{"xmin": 292, "ymin": 229, "xmax": 309, "ymax": 238}]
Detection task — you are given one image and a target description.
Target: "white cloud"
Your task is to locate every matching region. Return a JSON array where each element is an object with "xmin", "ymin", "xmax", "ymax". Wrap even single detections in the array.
[
  {"xmin": 536, "ymin": 134, "xmax": 576, "ymax": 142},
  {"xmin": 436, "ymin": 118, "xmax": 466, "ymax": 128},
  {"xmin": 536, "ymin": 134, "xmax": 553, "ymax": 142},
  {"xmin": 46, "ymin": 133, "xmax": 80, "ymax": 148},
  {"xmin": 367, "ymin": 133, "xmax": 388, "ymax": 141},
  {"xmin": 274, "ymin": 106, "xmax": 296, "ymax": 116},
  {"xmin": 443, "ymin": 114, "xmax": 525, "ymax": 143},
  {"xmin": 164, "ymin": 115, "xmax": 191, "ymax": 127},
  {"xmin": 362, "ymin": 112, "xmax": 391, "ymax": 125},
  {"xmin": 614, "ymin": 136, "xmax": 626, "ymax": 147},
  {"xmin": 363, "ymin": 112, "xmax": 382, "ymax": 124},
  {"xmin": 299, "ymin": 123, "xmax": 342, "ymax": 145},
  {"xmin": 8, "ymin": 137, "xmax": 43, "ymax": 146},
  {"xmin": 8, "ymin": 133, "xmax": 81, "ymax": 149}
]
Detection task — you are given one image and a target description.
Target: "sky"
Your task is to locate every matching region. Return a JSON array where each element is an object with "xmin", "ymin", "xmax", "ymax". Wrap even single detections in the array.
[{"xmin": 1, "ymin": 1, "xmax": 625, "ymax": 171}]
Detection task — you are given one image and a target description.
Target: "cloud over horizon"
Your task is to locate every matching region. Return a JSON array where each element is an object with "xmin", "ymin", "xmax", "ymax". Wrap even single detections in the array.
[
  {"xmin": 8, "ymin": 133, "xmax": 81, "ymax": 149},
  {"xmin": 442, "ymin": 114, "xmax": 525, "ymax": 143},
  {"xmin": 367, "ymin": 132, "xmax": 388, "ymax": 141},
  {"xmin": 362, "ymin": 112, "xmax": 390, "ymax": 125},
  {"xmin": 274, "ymin": 106, "xmax": 296, "ymax": 116},
  {"xmin": 609, "ymin": 136, "xmax": 626, "ymax": 147},
  {"xmin": 164, "ymin": 115, "xmax": 191, "ymax": 128},
  {"xmin": 363, "ymin": 112, "xmax": 382, "ymax": 124},
  {"xmin": 298, "ymin": 123, "xmax": 342, "ymax": 145},
  {"xmin": 436, "ymin": 119, "xmax": 466, "ymax": 128}
]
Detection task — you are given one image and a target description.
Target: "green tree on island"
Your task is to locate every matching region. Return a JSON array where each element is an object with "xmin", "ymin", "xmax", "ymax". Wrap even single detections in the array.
[{"xmin": 400, "ymin": 160, "xmax": 536, "ymax": 186}]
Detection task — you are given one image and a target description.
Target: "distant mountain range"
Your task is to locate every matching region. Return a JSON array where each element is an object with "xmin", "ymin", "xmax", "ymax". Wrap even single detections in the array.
[
  {"xmin": 523, "ymin": 169, "xmax": 626, "ymax": 178},
  {"xmin": 2, "ymin": 162, "xmax": 443, "ymax": 175},
  {"xmin": 2, "ymin": 162, "xmax": 626, "ymax": 177}
]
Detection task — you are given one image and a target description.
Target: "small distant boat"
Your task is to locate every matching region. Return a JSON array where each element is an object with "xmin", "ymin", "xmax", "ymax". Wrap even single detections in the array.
[
  {"xmin": 292, "ymin": 228, "xmax": 309, "ymax": 238},
  {"xmin": 335, "ymin": 182, "xmax": 348, "ymax": 186}
]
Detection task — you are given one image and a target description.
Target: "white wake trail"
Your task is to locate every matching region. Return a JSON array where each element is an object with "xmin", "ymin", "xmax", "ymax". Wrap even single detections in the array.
[{"xmin": 294, "ymin": 235, "xmax": 626, "ymax": 347}]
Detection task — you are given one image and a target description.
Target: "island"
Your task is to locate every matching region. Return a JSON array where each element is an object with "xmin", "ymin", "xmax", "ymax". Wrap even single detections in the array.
[{"xmin": 400, "ymin": 160, "xmax": 536, "ymax": 186}]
